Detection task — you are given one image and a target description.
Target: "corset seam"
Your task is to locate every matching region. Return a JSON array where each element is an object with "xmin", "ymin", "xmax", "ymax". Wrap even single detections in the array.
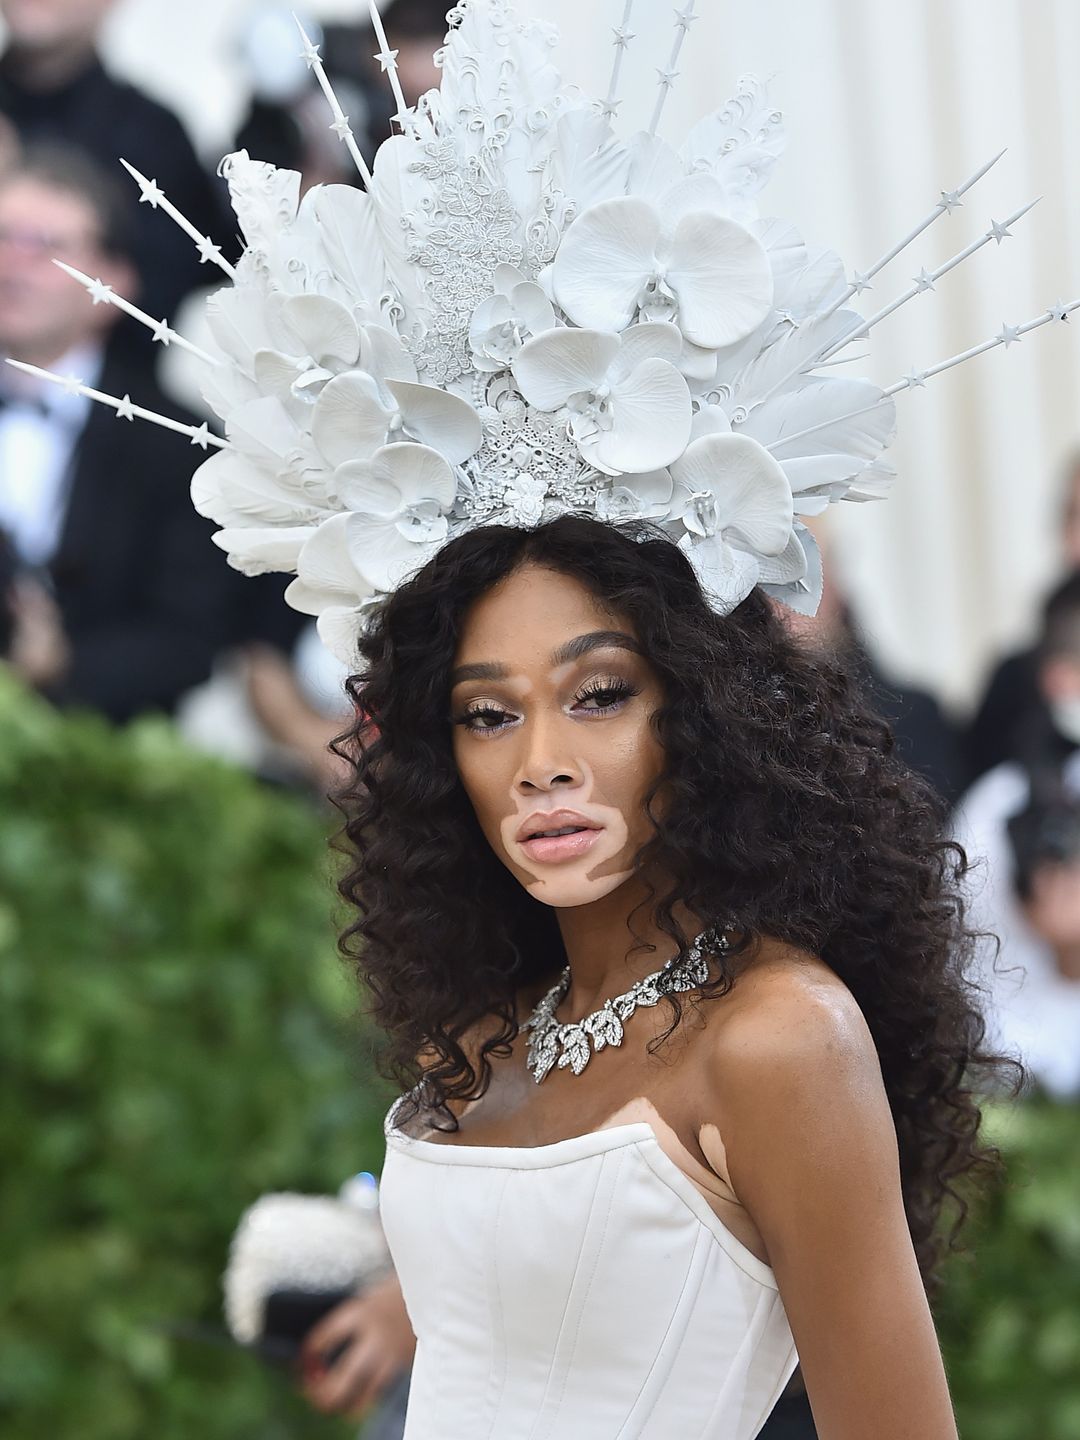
[
  {"xmin": 476, "ymin": 1167, "xmax": 511, "ymax": 1435},
  {"xmin": 614, "ymin": 1223, "xmax": 712, "ymax": 1438},
  {"xmin": 526, "ymin": 1147, "xmax": 623, "ymax": 1440}
]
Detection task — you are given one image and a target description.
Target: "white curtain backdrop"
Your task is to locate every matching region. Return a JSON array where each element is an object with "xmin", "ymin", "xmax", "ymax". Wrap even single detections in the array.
[{"xmin": 82, "ymin": 0, "xmax": 1080, "ymax": 708}]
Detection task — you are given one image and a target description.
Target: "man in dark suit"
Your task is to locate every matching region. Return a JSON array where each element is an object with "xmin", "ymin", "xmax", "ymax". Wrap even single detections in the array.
[
  {"xmin": 0, "ymin": 143, "xmax": 234, "ymax": 721},
  {"xmin": 0, "ymin": 0, "xmax": 234, "ymax": 350}
]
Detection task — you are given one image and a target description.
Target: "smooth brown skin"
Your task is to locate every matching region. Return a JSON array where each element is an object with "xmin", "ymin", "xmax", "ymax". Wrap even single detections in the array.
[{"xmin": 306, "ymin": 565, "xmax": 959, "ymax": 1436}]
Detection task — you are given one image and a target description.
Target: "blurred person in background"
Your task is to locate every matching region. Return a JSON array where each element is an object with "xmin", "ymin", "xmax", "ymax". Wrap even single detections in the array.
[
  {"xmin": 0, "ymin": 0, "xmax": 233, "ymax": 351},
  {"xmin": 964, "ymin": 447, "xmax": 1080, "ymax": 785},
  {"xmin": 954, "ymin": 569, "xmax": 1080, "ymax": 1100},
  {"xmin": 0, "ymin": 144, "xmax": 233, "ymax": 719},
  {"xmin": 781, "ymin": 523, "xmax": 963, "ymax": 806}
]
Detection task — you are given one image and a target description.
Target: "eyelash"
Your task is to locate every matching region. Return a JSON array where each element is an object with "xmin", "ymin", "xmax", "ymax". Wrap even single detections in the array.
[{"xmin": 453, "ymin": 677, "xmax": 640, "ymax": 735}]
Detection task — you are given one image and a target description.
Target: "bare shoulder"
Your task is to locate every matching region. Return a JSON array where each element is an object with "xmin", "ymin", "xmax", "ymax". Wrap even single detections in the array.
[
  {"xmin": 708, "ymin": 936, "xmax": 880, "ymax": 1084},
  {"xmin": 692, "ymin": 936, "xmax": 891, "ymax": 1163}
]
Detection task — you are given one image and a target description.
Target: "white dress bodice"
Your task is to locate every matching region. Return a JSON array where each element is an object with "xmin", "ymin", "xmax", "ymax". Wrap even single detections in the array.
[{"xmin": 380, "ymin": 1108, "xmax": 799, "ymax": 1439}]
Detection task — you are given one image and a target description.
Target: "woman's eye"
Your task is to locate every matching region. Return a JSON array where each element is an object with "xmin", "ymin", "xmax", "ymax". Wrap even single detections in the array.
[
  {"xmin": 456, "ymin": 704, "xmax": 516, "ymax": 733},
  {"xmin": 573, "ymin": 680, "xmax": 638, "ymax": 713}
]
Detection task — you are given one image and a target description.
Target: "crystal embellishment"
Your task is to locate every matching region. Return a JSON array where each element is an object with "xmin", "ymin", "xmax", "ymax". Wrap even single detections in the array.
[{"xmin": 523, "ymin": 934, "xmax": 723, "ymax": 1084}]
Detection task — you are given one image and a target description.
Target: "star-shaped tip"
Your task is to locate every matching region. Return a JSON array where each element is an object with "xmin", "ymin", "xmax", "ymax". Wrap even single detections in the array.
[
  {"xmin": 374, "ymin": 47, "xmax": 400, "ymax": 72},
  {"xmin": 196, "ymin": 236, "xmax": 223, "ymax": 266},
  {"xmin": 152, "ymin": 319, "xmax": 173, "ymax": 346},
  {"xmin": 988, "ymin": 218, "xmax": 1012, "ymax": 244},
  {"xmin": 1050, "ymin": 300, "xmax": 1072, "ymax": 323},
  {"xmin": 330, "ymin": 116, "xmax": 353, "ymax": 141},
  {"xmin": 612, "ymin": 25, "xmax": 635, "ymax": 47},
  {"xmin": 131, "ymin": 172, "xmax": 164, "ymax": 207},
  {"xmin": 61, "ymin": 373, "xmax": 85, "ymax": 398},
  {"xmin": 914, "ymin": 267, "xmax": 936, "ymax": 293},
  {"xmin": 850, "ymin": 271, "xmax": 873, "ymax": 295},
  {"xmin": 115, "ymin": 393, "xmax": 135, "ymax": 422},
  {"xmin": 189, "ymin": 423, "xmax": 212, "ymax": 449},
  {"xmin": 656, "ymin": 67, "xmax": 680, "ymax": 88},
  {"xmin": 597, "ymin": 98, "xmax": 622, "ymax": 121},
  {"xmin": 673, "ymin": 5, "xmax": 698, "ymax": 29},
  {"xmin": 293, "ymin": 15, "xmax": 321, "ymax": 66},
  {"xmin": 997, "ymin": 323, "xmax": 1021, "ymax": 348},
  {"xmin": 904, "ymin": 368, "xmax": 927, "ymax": 390},
  {"xmin": 938, "ymin": 188, "xmax": 963, "ymax": 213}
]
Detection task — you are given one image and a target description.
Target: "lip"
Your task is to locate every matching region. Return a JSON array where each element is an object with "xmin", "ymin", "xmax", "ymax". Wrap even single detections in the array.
[
  {"xmin": 515, "ymin": 809, "xmax": 605, "ymax": 866},
  {"xmin": 516, "ymin": 809, "xmax": 603, "ymax": 843}
]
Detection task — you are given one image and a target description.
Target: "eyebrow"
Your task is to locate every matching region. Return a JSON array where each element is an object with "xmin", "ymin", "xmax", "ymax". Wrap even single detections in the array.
[{"xmin": 449, "ymin": 630, "xmax": 641, "ymax": 687}]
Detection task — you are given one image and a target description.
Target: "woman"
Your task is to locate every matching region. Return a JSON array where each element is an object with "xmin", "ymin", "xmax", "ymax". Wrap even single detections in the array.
[
  {"xmin": 309, "ymin": 513, "xmax": 1014, "ymax": 1439},
  {"xmin": 22, "ymin": 4, "xmax": 1041, "ymax": 1432}
]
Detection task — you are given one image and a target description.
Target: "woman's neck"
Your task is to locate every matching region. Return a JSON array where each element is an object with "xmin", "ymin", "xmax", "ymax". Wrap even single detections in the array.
[{"xmin": 554, "ymin": 878, "xmax": 698, "ymax": 1020}]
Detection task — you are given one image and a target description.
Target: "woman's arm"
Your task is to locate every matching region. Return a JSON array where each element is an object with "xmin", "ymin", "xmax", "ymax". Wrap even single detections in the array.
[{"xmin": 710, "ymin": 969, "xmax": 958, "ymax": 1440}]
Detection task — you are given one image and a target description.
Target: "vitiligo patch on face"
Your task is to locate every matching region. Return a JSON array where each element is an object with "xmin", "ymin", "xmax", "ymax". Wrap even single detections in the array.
[{"xmin": 498, "ymin": 770, "xmax": 636, "ymax": 909}]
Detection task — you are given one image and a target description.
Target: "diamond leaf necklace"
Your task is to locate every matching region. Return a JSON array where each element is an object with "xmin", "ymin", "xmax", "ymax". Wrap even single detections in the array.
[{"xmin": 523, "ymin": 933, "xmax": 726, "ymax": 1084}]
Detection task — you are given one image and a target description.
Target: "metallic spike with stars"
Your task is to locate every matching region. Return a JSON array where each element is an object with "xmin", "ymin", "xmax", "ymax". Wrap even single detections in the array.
[
  {"xmin": 648, "ymin": 0, "xmax": 698, "ymax": 137},
  {"xmin": 818, "ymin": 150, "xmax": 1006, "ymax": 324},
  {"xmin": 119, "ymin": 159, "xmax": 236, "ymax": 279},
  {"xmin": 368, "ymin": 0, "xmax": 411, "ymax": 129},
  {"xmin": 5, "ymin": 359, "xmax": 230, "ymax": 448},
  {"xmin": 294, "ymin": 17, "xmax": 374, "ymax": 185},
  {"xmin": 53, "ymin": 261, "xmax": 220, "ymax": 365},
  {"xmin": 604, "ymin": 0, "xmax": 636, "ymax": 118}
]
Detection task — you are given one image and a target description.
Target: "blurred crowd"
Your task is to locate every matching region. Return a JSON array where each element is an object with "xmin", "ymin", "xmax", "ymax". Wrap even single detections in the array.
[
  {"xmin": 0, "ymin": 0, "xmax": 444, "ymax": 795},
  {"xmin": 1, "ymin": 0, "xmax": 1078, "ymax": 1429}
]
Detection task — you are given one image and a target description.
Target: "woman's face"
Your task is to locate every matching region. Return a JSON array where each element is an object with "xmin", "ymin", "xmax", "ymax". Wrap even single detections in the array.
[{"xmin": 450, "ymin": 563, "xmax": 665, "ymax": 908}]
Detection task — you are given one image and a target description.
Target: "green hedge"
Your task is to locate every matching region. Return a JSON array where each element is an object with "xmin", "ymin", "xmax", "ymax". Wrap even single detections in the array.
[
  {"xmin": 0, "ymin": 672, "xmax": 389, "ymax": 1439},
  {"xmin": 2, "ymin": 669, "xmax": 1078, "ymax": 1437},
  {"xmin": 937, "ymin": 1099, "xmax": 1080, "ymax": 1438}
]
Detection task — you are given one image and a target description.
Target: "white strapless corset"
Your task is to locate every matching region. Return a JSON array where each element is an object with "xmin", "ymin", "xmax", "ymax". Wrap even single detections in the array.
[{"xmin": 380, "ymin": 1110, "xmax": 799, "ymax": 1439}]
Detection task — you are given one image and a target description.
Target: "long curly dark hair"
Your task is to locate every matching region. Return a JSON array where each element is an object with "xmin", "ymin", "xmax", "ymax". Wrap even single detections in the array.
[{"xmin": 334, "ymin": 514, "xmax": 1017, "ymax": 1296}]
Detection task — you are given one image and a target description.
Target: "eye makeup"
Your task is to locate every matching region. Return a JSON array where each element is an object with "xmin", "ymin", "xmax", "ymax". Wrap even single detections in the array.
[{"xmin": 452, "ymin": 669, "xmax": 642, "ymax": 735}]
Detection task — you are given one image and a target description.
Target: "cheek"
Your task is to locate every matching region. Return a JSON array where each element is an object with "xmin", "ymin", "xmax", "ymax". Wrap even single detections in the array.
[
  {"xmin": 453, "ymin": 735, "xmax": 515, "ymax": 841},
  {"xmin": 597, "ymin": 721, "xmax": 664, "ymax": 824}
]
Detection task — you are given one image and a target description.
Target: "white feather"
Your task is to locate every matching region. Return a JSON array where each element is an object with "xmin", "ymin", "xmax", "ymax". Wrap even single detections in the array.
[
  {"xmin": 548, "ymin": 111, "xmax": 630, "ymax": 214},
  {"xmin": 738, "ymin": 378, "xmax": 896, "ymax": 464}
]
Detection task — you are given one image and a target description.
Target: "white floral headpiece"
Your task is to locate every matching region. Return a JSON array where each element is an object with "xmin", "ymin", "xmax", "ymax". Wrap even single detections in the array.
[{"xmin": 10, "ymin": 0, "xmax": 1077, "ymax": 661}]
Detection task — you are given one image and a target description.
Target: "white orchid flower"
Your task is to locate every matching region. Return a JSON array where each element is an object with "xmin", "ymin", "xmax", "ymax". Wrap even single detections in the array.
[
  {"xmin": 594, "ymin": 469, "xmax": 674, "ymax": 523},
  {"xmin": 670, "ymin": 433, "xmax": 797, "ymax": 609},
  {"xmin": 252, "ymin": 294, "xmax": 362, "ymax": 403},
  {"xmin": 286, "ymin": 512, "xmax": 376, "ymax": 617},
  {"xmin": 317, "ymin": 442, "xmax": 459, "ymax": 592},
  {"xmin": 552, "ymin": 191, "xmax": 773, "ymax": 349},
  {"xmin": 512, "ymin": 321, "xmax": 692, "ymax": 475},
  {"xmin": 469, "ymin": 263, "xmax": 556, "ymax": 372},
  {"xmin": 311, "ymin": 362, "xmax": 482, "ymax": 470}
]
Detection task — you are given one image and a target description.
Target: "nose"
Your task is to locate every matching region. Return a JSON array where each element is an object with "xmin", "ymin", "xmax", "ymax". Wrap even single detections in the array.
[{"xmin": 513, "ymin": 715, "xmax": 584, "ymax": 795}]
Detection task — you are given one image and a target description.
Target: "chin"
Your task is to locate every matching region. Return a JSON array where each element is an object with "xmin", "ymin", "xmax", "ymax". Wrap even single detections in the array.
[{"xmin": 523, "ymin": 868, "xmax": 634, "ymax": 909}]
